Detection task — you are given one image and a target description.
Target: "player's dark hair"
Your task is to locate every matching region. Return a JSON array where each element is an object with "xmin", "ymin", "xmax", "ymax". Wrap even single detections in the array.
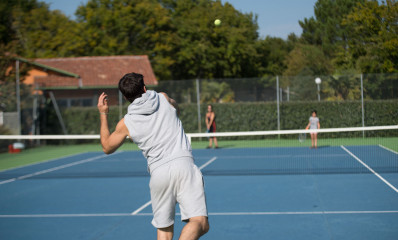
[
  {"xmin": 118, "ymin": 73, "xmax": 145, "ymax": 103},
  {"xmin": 312, "ymin": 110, "xmax": 317, "ymax": 115}
]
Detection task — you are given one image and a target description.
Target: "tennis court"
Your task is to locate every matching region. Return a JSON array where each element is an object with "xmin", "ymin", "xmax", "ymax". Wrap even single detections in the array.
[{"xmin": 1, "ymin": 127, "xmax": 398, "ymax": 240}]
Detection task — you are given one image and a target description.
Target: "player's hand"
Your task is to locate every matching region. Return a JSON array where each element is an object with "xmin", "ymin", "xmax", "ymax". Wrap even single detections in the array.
[
  {"xmin": 98, "ymin": 92, "xmax": 109, "ymax": 114},
  {"xmin": 305, "ymin": 127, "xmax": 309, "ymax": 130}
]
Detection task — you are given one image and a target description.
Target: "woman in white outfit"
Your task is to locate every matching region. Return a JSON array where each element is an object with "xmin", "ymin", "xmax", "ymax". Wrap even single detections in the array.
[{"xmin": 305, "ymin": 110, "xmax": 320, "ymax": 148}]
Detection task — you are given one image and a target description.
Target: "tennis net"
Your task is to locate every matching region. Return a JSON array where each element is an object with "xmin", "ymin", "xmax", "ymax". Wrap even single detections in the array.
[{"xmin": 0, "ymin": 125, "xmax": 397, "ymax": 178}]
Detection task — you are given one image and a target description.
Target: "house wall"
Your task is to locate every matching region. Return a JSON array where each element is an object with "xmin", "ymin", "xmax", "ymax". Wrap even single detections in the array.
[{"xmin": 25, "ymin": 69, "xmax": 48, "ymax": 85}]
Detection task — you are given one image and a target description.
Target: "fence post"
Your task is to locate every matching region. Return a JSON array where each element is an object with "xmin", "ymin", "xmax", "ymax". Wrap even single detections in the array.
[
  {"xmin": 361, "ymin": 73, "xmax": 365, "ymax": 138},
  {"xmin": 276, "ymin": 76, "xmax": 280, "ymax": 132},
  {"xmin": 16, "ymin": 60, "xmax": 21, "ymax": 135},
  {"xmin": 119, "ymin": 90, "xmax": 123, "ymax": 119},
  {"xmin": 196, "ymin": 79, "xmax": 201, "ymax": 133}
]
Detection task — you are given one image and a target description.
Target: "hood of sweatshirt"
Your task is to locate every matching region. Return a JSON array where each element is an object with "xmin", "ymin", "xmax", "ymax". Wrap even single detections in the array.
[{"xmin": 127, "ymin": 90, "xmax": 159, "ymax": 116}]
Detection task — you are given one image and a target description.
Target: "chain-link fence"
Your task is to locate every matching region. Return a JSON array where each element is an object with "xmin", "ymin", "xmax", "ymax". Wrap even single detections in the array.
[{"xmin": 1, "ymin": 73, "xmax": 397, "ymax": 135}]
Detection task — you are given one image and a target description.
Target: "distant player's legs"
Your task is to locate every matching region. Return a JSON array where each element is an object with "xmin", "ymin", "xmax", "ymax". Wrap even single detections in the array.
[
  {"xmin": 314, "ymin": 133, "xmax": 318, "ymax": 148},
  {"xmin": 208, "ymin": 138, "xmax": 213, "ymax": 148},
  {"xmin": 158, "ymin": 225, "xmax": 174, "ymax": 240},
  {"xmin": 179, "ymin": 216, "xmax": 209, "ymax": 240},
  {"xmin": 213, "ymin": 137, "xmax": 218, "ymax": 148},
  {"xmin": 310, "ymin": 133, "xmax": 315, "ymax": 148}
]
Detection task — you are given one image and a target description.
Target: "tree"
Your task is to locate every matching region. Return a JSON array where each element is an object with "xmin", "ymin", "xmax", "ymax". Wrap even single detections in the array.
[
  {"xmin": 12, "ymin": 4, "xmax": 84, "ymax": 58},
  {"xmin": 76, "ymin": 0, "xmax": 176, "ymax": 79},
  {"xmin": 299, "ymin": 0, "xmax": 365, "ymax": 58},
  {"xmin": 0, "ymin": 0, "xmax": 42, "ymax": 45},
  {"xmin": 283, "ymin": 44, "xmax": 333, "ymax": 77},
  {"xmin": 255, "ymin": 34, "xmax": 298, "ymax": 77},
  {"xmin": 343, "ymin": 0, "xmax": 398, "ymax": 73},
  {"xmin": 0, "ymin": 44, "xmax": 31, "ymax": 112},
  {"xmin": 200, "ymin": 80, "xmax": 234, "ymax": 103},
  {"xmin": 168, "ymin": 0, "xmax": 259, "ymax": 80},
  {"xmin": 282, "ymin": 44, "xmax": 333, "ymax": 100}
]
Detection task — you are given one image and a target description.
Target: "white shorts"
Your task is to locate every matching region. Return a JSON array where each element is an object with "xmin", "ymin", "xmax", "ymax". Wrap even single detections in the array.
[{"xmin": 149, "ymin": 157, "xmax": 208, "ymax": 228}]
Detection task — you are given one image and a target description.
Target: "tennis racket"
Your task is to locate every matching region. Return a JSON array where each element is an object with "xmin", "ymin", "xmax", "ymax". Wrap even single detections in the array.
[{"xmin": 298, "ymin": 132, "xmax": 306, "ymax": 143}]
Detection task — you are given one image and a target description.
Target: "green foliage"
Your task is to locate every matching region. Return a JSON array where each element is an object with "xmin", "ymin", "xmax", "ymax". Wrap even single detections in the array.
[
  {"xmin": 75, "ymin": 0, "xmax": 175, "ymax": 79},
  {"xmin": 0, "ymin": 125, "xmax": 12, "ymax": 152},
  {"xmin": 299, "ymin": 0, "xmax": 365, "ymax": 57},
  {"xmin": 0, "ymin": 0, "xmax": 42, "ymax": 45},
  {"xmin": 42, "ymin": 100, "xmax": 398, "ymax": 135},
  {"xmin": 1, "ymin": 0, "xmax": 396, "ymax": 99},
  {"xmin": 343, "ymin": 0, "xmax": 398, "ymax": 73},
  {"xmin": 283, "ymin": 44, "xmax": 333, "ymax": 76},
  {"xmin": 168, "ymin": 0, "xmax": 259, "ymax": 79},
  {"xmin": 6, "ymin": 1, "xmax": 84, "ymax": 58},
  {"xmin": 0, "ymin": 44, "xmax": 31, "ymax": 111},
  {"xmin": 200, "ymin": 80, "xmax": 234, "ymax": 103},
  {"xmin": 322, "ymin": 74, "xmax": 361, "ymax": 100},
  {"xmin": 255, "ymin": 35, "xmax": 297, "ymax": 76}
]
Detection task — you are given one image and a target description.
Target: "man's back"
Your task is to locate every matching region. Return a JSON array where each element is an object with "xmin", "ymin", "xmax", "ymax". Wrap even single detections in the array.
[{"xmin": 123, "ymin": 90, "xmax": 192, "ymax": 173}]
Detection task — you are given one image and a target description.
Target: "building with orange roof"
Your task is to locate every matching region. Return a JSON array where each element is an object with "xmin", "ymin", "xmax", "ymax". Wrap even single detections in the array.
[{"xmin": 24, "ymin": 55, "xmax": 157, "ymax": 107}]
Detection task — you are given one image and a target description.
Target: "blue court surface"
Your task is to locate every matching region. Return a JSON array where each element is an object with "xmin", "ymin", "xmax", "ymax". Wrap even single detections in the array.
[{"xmin": 1, "ymin": 145, "xmax": 398, "ymax": 239}]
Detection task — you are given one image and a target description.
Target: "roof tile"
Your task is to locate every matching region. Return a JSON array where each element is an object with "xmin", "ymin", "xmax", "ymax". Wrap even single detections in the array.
[{"xmin": 34, "ymin": 55, "xmax": 157, "ymax": 88}]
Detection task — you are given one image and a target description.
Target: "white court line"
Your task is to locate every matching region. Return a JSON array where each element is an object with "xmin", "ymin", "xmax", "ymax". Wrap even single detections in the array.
[
  {"xmin": 210, "ymin": 154, "xmax": 347, "ymax": 160},
  {"xmin": 2, "ymin": 210, "xmax": 398, "ymax": 218},
  {"xmin": 131, "ymin": 201, "xmax": 152, "ymax": 215},
  {"xmin": 198, "ymin": 157, "xmax": 218, "ymax": 170},
  {"xmin": 0, "ymin": 152, "xmax": 87, "ymax": 173},
  {"xmin": 0, "ymin": 152, "xmax": 123, "ymax": 185},
  {"xmin": 379, "ymin": 144, "xmax": 398, "ymax": 155},
  {"xmin": 131, "ymin": 157, "xmax": 218, "ymax": 215},
  {"xmin": 341, "ymin": 145, "xmax": 398, "ymax": 193}
]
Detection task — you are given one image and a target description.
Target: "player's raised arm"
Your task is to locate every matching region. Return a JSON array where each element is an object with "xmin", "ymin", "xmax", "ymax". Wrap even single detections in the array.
[
  {"xmin": 97, "ymin": 92, "xmax": 129, "ymax": 154},
  {"xmin": 160, "ymin": 92, "xmax": 180, "ymax": 116}
]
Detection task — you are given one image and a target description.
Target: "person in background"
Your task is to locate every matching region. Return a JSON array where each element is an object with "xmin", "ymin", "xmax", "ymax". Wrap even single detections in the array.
[
  {"xmin": 305, "ymin": 110, "xmax": 320, "ymax": 148},
  {"xmin": 205, "ymin": 104, "xmax": 218, "ymax": 149}
]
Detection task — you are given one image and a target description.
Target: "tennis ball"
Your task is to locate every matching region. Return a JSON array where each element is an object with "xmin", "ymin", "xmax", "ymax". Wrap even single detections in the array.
[{"xmin": 214, "ymin": 19, "xmax": 221, "ymax": 26}]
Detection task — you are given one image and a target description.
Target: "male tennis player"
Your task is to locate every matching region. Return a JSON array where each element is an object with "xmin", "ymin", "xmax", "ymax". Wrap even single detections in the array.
[{"xmin": 97, "ymin": 73, "xmax": 209, "ymax": 240}]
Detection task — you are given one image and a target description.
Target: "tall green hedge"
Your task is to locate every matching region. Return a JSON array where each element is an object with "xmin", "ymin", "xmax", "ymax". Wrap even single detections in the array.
[{"xmin": 43, "ymin": 100, "xmax": 398, "ymax": 135}]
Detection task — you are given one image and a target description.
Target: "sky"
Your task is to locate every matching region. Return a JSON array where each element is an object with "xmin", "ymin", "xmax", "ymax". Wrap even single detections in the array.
[{"xmin": 42, "ymin": 0, "xmax": 317, "ymax": 39}]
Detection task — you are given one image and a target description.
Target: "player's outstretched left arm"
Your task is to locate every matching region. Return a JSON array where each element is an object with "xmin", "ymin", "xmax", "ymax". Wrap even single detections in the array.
[
  {"xmin": 160, "ymin": 92, "xmax": 180, "ymax": 116},
  {"xmin": 98, "ymin": 92, "xmax": 129, "ymax": 154}
]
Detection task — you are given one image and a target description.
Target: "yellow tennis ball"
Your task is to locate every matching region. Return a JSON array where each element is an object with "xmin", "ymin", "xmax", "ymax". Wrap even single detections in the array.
[{"xmin": 214, "ymin": 19, "xmax": 221, "ymax": 26}]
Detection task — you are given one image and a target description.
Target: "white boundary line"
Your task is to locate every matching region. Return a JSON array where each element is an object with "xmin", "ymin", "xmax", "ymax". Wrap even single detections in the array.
[
  {"xmin": 131, "ymin": 201, "xmax": 152, "ymax": 215},
  {"xmin": 198, "ymin": 157, "xmax": 217, "ymax": 170},
  {"xmin": 378, "ymin": 144, "xmax": 398, "ymax": 155},
  {"xmin": 341, "ymin": 146, "xmax": 398, "ymax": 193},
  {"xmin": 0, "ymin": 152, "xmax": 123, "ymax": 185},
  {"xmin": 130, "ymin": 157, "xmax": 218, "ymax": 215},
  {"xmin": 2, "ymin": 210, "xmax": 398, "ymax": 218},
  {"xmin": 0, "ymin": 152, "xmax": 89, "ymax": 173}
]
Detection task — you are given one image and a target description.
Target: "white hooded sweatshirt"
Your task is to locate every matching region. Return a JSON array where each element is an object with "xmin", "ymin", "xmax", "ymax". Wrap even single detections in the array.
[{"xmin": 124, "ymin": 90, "xmax": 192, "ymax": 174}]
